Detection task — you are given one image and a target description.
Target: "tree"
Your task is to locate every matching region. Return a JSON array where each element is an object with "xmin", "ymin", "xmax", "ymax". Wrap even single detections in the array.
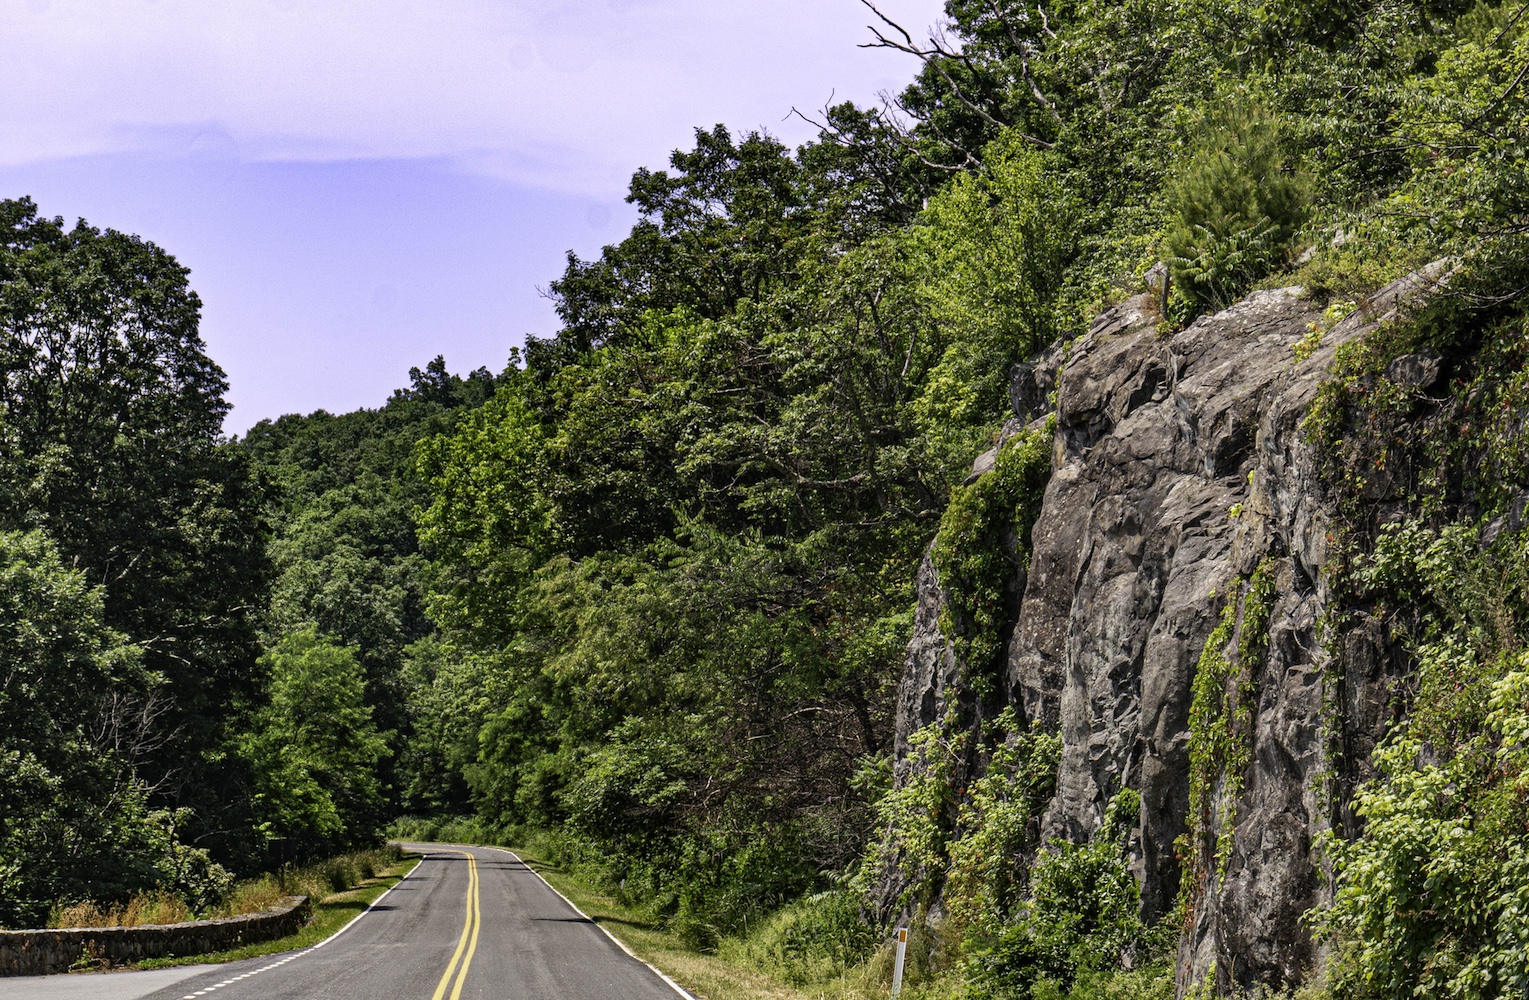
[
  {"xmin": 0, "ymin": 530, "xmax": 169, "ymax": 926},
  {"xmin": 0, "ymin": 197, "xmax": 271, "ymax": 829},
  {"xmin": 243, "ymin": 629, "xmax": 391, "ymax": 861},
  {"xmin": 1165, "ymin": 106, "xmax": 1309, "ymax": 315}
]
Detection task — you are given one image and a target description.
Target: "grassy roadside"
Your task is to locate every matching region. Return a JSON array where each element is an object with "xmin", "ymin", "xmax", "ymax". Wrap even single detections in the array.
[
  {"xmin": 129, "ymin": 854, "xmax": 422, "ymax": 971},
  {"xmin": 500, "ymin": 844, "xmax": 901, "ymax": 1000}
]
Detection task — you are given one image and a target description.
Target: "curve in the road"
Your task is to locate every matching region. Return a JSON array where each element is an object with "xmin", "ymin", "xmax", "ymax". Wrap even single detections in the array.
[
  {"xmin": 130, "ymin": 844, "xmax": 690, "ymax": 1000},
  {"xmin": 165, "ymin": 857, "xmax": 422, "ymax": 1000}
]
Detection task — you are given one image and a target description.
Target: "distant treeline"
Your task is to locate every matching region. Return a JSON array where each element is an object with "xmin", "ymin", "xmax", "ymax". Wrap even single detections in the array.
[{"xmin": 4, "ymin": 1, "xmax": 1528, "ymax": 995}]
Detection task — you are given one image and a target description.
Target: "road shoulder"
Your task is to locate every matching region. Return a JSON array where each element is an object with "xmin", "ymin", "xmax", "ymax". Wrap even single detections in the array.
[
  {"xmin": 132, "ymin": 855, "xmax": 421, "ymax": 971},
  {"xmin": 502, "ymin": 846, "xmax": 811, "ymax": 1000},
  {"xmin": 0, "ymin": 964, "xmax": 220, "ymax": 1000}
]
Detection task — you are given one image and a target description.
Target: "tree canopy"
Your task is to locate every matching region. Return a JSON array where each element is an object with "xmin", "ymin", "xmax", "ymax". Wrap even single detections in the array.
[{"xmin": 4, "ymin": 3, "xmax": 1529, "ymax": 995}]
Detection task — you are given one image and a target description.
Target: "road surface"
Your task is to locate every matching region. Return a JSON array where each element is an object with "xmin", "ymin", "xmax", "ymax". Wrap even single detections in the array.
[{"xmin": 0, "ymin": 845, "xmax": 689, "ymax": 1000}]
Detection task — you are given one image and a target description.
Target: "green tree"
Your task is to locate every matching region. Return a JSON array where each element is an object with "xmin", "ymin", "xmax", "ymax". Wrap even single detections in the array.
[
  {"xmin": 1387, "ymin": 2, "xmax": 1529, "ymax": 281},
  {"xmin": 241, "ymin": 355, "xmax": 499, "ymax": 819},
  {"xmin": 549, "ymin": 126, "xmax": 813, "ymax": 353},
  {"xmin": 0, "ymin": 531, "xmax": 169, "ymax": 926},
  {"xmin": 1164, "ymin": 106, "xmax": 1309, "ymax": 315},
  {"xmin": 0, "ymin": 197, "xmax": 271, "ymax": 840},
  {"xmin": 912, "ymin": 134, "xmax": 1074, "ymax": 445},
  {"xmin": 243, "ymin": 629, "xmax": 391, "ymax": 861}
]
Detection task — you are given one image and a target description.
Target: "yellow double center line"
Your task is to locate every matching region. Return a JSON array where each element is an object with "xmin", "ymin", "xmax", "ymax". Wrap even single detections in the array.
[{"xmin": 430, "ymin": 851, "xmax": 482, "ymax": 1000}]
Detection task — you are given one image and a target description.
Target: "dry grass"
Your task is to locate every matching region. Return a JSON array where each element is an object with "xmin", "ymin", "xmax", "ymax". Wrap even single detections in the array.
[
  {"xmin": 206, "ymin": 876, "xmax": 287, "ymax": 918},
  {"xmin": 49, "ymin": 844, "xmax": 406, "ymax": 929},
  {"xmin": 208, "ymin": 845, "xmax": 403, "ymax": 918},
  {"xmin": 50, "ymin": 890, "xmax": 192, "ymax": 929}
]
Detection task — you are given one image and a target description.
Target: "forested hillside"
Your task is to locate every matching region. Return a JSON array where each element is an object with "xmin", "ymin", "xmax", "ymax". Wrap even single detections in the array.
[{"xmin": 3, "ymin": 0, "xmax": 1528, "ymax": 996}]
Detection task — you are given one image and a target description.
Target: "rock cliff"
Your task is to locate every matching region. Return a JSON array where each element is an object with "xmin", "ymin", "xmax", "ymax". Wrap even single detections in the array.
[{"xmin": 886, "ymin": 264, "xmax": 1450, "ymax": 993}]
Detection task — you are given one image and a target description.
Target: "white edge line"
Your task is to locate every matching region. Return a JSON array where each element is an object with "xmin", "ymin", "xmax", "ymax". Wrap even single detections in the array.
[
  {"xmin": 172, "ymin": 855, "xmax": 422, "ymax": 998},
  {"xmin": 307, "ymin": 854, "xmax": 423, "ymax": 951},
  {"xmin": 458, "ymin": 843, "xmax": 698, "ymax": 1000}
]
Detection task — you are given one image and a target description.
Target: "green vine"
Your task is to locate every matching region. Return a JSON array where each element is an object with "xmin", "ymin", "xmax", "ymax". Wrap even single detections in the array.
[
  {"xmin": 945, "ymin": 709, "xmax": 1061, "ymax": 938},
  {"xmin": 856, "ymin": 710, "xmax": 1061, "ymax": 924},
  {"xmin": 855, "ymin": 722, "xmax": 965, "ymax": 914},
  {"xmin": 1181, "ymin": 559, "xmax": 1277, "ymax": 905},
  {"xmin": 930, "ymin": 421, "xmax": 1054, "ymax": 699}
]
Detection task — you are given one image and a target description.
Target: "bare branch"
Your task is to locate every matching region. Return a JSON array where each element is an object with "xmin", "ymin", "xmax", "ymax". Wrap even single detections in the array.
[
  {"xmin": 864, "ymin": 90, "xmax": 984, "ymax": 172},
  {"xmin": 859, "ymin": 0, "xmax": 1057, "ymax": 147},
  {"xmin": 859, "ymin": 0, "xmax": 914, "ymax": 47},
  {"xmin": 1036, "ymin": 4, "xmax": 1057, "ymax": 39}
]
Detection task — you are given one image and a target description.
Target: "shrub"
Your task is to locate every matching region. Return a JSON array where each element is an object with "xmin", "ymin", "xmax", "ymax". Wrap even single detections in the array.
[
  {"xmin": 1166, "ymin": 105, "xmax": 1309, "ymax": 316},
  {"xmin": 945, "ymin": 711, "xmax": 1062, "ymax": 941},
  {"xmin": 725, "ymin": 888, "xmax": 877, "ymax": 987},
  {"xmin": 49, "ymin": 890, "xmax": 191, "ymax": 929},
  {"xmin": 965, "ymin": 792, "xmax": 1157, "ymax": 1000},
  {"xmin": 211, "ymin": 876, "xmax": 287, "ymax": 918},
  {"xmin": 853, "ymin": 722, "xmax": 964, "ymax": 916},
  {"xmin": 1319, "ymin": 660, "xmax": 1529, "ymax": 998}
]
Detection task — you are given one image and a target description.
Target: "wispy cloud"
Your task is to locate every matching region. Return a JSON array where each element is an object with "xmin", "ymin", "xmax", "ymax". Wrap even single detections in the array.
[{"xmin": 1, "ymin": 0, "xmax": 935, "ymax": 196}]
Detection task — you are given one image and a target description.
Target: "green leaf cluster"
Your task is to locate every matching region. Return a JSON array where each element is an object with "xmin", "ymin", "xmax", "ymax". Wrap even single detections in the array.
[
  {"xmin": 1321, "ymin": 523, "xmax": 1529, "ymax": 998},
  {"xmin": 0, "ymin": 530, "xmax": 220, "ymax": 927},
  {"xmin": 965, "ymin": 792, "xmax": 1168, "ymax": 1000},
  {"xmin": 1182, "ymin": 559, "xmax": 1277, "ymax": 897},
  {"xmin": 240, "ymin": 629, "xmax": 391, "ymax": 861}
]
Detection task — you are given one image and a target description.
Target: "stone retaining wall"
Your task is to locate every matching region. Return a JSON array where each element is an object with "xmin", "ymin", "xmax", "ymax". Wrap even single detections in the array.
[{"xmin": 0, "ymin": 896, "xmax": 311, "ymax": 976}]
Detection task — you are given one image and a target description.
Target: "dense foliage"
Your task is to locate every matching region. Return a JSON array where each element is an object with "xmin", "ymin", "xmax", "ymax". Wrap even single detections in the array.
[
  {"xmin": 0, "ymin": 529, "xmax": 205, "ymax": 928},
  {"xmin": 0, "ymin": 204, "xmax": 483, "ymax": 921},
  {"xmin": 0, "ymin": 199, "xmax": 268, "ymax": 918},
  {"xmin": 3, "ymin": 0, "xmax": 1529, "ymax": 996},
  {"xmin": 1303, "ymin": 289, "xmax": 1529, "ymax": 997}
]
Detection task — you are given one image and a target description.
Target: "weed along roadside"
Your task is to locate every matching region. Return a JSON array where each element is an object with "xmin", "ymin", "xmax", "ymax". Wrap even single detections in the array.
[
  {"xmin": 454, "ymin": 838, "xmax": 908, "ymax": 1000},
  {"xmin": 0, "ymin": 848, "xmax": 421, "ymax": 977}
]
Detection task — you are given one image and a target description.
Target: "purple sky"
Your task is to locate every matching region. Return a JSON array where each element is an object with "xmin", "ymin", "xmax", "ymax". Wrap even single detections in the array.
[{"xmin": 0, "ymin": 0, "xmax": 940, "ymax": 434}]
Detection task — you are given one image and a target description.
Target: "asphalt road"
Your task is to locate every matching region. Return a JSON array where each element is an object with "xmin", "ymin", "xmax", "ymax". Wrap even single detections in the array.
[{"xmin": 0, "ymin": 845, "xmax": 689, "ymax": 1000}]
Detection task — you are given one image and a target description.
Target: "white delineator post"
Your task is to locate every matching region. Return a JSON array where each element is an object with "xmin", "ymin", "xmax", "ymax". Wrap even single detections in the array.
[{"xmin": 891, "ymin": 926, "xmax": 908, "ymax": 996}]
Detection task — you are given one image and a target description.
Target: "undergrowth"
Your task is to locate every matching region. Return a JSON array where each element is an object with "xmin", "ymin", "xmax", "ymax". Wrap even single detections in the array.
[
  {"xmin": 46, "ymin": 844, "xmax": 403, "ymax": 928},
  {"xmin": 930, "ymin": 422, "xmax": 1054, "ymax": 699}
]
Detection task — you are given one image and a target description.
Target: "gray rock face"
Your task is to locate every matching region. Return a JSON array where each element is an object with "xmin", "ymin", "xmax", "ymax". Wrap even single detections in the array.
[
  {"xmin": 1384, "ymin": 348, "xmax": 1442, "ymax": 390},
  {"xmin": 885, "ymin": 263, "xmax": 1451, "ymax": 993},
  {"xmin": 893, "ymin": 553, "xmax": 962, "ymax": 761},
  {"xmin": 1009, "ymin": 337, "xmax": 1069, "ymax": 424}
]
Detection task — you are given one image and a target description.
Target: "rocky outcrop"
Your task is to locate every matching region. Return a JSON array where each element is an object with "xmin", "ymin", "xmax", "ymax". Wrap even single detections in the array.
[{"xmin": 885, "ymin": 264, "xmax": 1450, "ymax": 993}]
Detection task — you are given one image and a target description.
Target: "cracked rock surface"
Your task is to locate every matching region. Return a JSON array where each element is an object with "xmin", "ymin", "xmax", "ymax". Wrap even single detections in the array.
[{"xmin": 884, "ymin": 264, "xmax": 1449, "ymax": 993}]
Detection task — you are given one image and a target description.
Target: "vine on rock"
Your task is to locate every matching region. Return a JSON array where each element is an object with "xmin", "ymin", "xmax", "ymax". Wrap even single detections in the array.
[
  {"xmin": 1181, "ymin": 558, "xmax": 1277, "ymax": 906},
  {"xmin": 930, "ymin": 421, "xmax": 1054, "ymax": 700}
]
